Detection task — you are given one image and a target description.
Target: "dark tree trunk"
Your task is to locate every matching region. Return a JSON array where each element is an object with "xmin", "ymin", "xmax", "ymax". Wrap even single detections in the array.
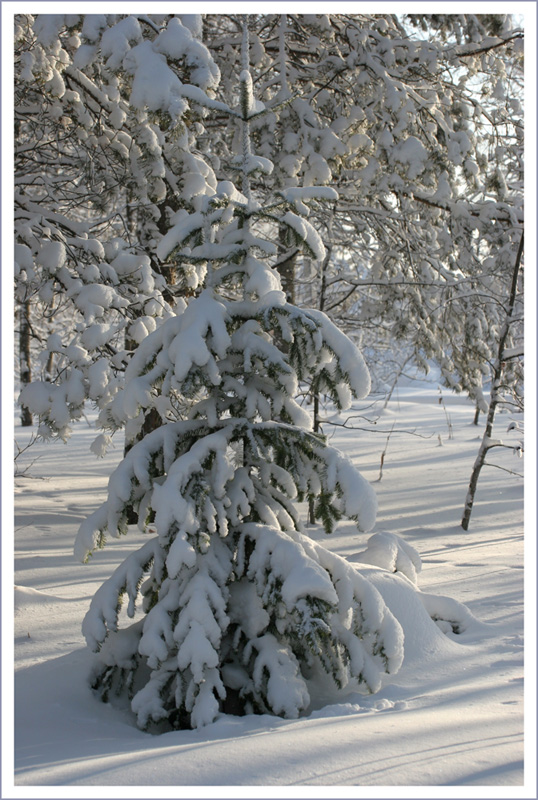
[
  {"xmin": 278, "ymin": 224, "xmax": 297, "ymax": 305},
  {"xmin": 19, "ymin": 299, "xmax": 33, "ymax": 427},
  {"xmin": 308, "ymin": 247, "xmax": 331, "ymax": 525}
]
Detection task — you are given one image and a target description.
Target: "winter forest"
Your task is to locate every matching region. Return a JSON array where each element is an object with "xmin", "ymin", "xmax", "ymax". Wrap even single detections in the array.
[{"xmin": 11, "ymin": 7, "xmax": 531, "ymax": 791}]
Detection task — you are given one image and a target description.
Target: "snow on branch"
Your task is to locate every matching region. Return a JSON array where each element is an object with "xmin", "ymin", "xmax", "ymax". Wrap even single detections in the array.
[
  {"xmin": 280, "ymin": 212, "xmax": 326, "ymax": 262},
  {"xmin": 278, "ymin": 186, "xmax": 338, "ymax": 216},
  {"xmin": 82, "ymin": 537, "xmax": 159, "ymax": 650}
]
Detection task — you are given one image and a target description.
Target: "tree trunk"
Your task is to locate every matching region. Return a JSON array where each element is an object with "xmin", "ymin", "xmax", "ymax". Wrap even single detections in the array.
[
  {"xmin": 278, "ymin": 224, "xmax": 297, "ymax": 305},
  {"xmin": 308, "ymin": 247, "xmax": 331, "ymax": 525},
  {"xmin": 19, "ymin": 299, "xmax": 33, "ymax": 427},
  {"xmin": 382, "ymin": 355, "xmax": 413, "ymax": 410},
  {"xmin": 461, "ymin": 232, "xmax": 523, "ymax": 530}
]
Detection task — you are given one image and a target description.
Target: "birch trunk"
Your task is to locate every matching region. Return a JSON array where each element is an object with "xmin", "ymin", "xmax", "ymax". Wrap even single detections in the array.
[{"xmin": 461, "ymin": 233, "xmax": 524, "ymax": 530}]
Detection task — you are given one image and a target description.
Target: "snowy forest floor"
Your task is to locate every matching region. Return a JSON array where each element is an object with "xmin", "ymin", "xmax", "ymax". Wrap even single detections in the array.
[{"xmin": 8, "ymin": 379, "xmax": 534, "ymax": 793}]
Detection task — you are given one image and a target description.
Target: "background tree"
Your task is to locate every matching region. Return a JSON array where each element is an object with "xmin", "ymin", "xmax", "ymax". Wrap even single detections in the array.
[
  {"xmin": 16, "ymin": 12, "xmax": 524, "ymax": 445},
  {"xmin": 196, "ymin": 14, "xmax": 525, "ymax": 530},
  {"xmin": 461, "ymin": 233, "xmax": 524, "ymax": 530},
  {"xmin": 185, "ymin": 14, "xmax": 524, "ymax": 422},
  {"xmin": 15, "ymin": 13, "xmax": 220, "ymax": 445}
]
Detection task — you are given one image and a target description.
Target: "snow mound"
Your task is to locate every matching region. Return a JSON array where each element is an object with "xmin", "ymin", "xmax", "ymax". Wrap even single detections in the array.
[
  {"xmin": 15, "ymin": 585, "xmax": 65, "ymax": 610},
  {"xmin": 350, "ymin": 531, "xmax": 422, "ymax": 583},
  {"xmin": 358, "ymin": 566, "xmax": 488, "ymax": 667}
]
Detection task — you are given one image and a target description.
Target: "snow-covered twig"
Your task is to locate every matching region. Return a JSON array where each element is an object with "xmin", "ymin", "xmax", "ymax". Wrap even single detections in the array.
[
  {"xmin": 14, "ymin": 436, "xmax": 45, "ymax": 479},
  {"xmin": 482, "ymin": 461, "xmax": 523, "ymax": 479},
  {"xmin": 438, "ymin": 388, "xmax": 454, "ymax": 440},
  {"xmin": 375, "ymin": 421, "xmax": 396, "ymax": 483},
  {"xmin": 320, "ymin": 416, "xmax": 435, "ymax": 440}
]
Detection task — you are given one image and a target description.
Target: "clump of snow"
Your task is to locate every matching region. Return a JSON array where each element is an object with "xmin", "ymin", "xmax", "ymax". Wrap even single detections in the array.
[
  {"xmin": 154, "ymin": 17, "xmax": 220, "ymax": 90},
  {"xmin": 419, "ymin": 591, "xmax": 479, "ymax": 635},
  {"xmin": 350, "ymin": 531, "xmax": 422, "ymax": 584},
  {"xmin": 125, "ymin": 41, "xmax": 188, "ymax": 124},
  {"xmin": 37, "ymin": 240, "xmax": 66, "ymax": 273},
  {"xmin": 279, "ymin": 186, "xmax": 338, "ymax": 216},
  {"xmin": 100, "ymin": 15, "xmax": 141, "ymax": 72},
  {"xmin": 392, "ymin": 136, "xmax": 429, "ymax": 180},
  {"xmin": 90, "ymin": 433, "xmax": 112, "ymax": 459},
  {"xmin": 33, "ymin": 14, "xmax": 68, "ymax": 47}
]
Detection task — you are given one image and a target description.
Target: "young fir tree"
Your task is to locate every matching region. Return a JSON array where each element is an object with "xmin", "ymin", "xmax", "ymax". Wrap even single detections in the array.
[{"xmin": 75, "ymin": 21, "xmax": 403, "ymax": 730}]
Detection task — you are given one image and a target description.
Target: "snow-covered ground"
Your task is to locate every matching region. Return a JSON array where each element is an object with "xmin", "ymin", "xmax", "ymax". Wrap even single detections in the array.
[{"xmin": 6, "ymin": 380, "xmax": 535, "ymax": 795}]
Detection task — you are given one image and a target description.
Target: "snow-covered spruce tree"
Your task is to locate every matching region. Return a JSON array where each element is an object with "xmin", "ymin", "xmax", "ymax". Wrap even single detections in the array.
[{"xmin": 75, "ymin": 23, "xmax": 403, "ymax": 730}]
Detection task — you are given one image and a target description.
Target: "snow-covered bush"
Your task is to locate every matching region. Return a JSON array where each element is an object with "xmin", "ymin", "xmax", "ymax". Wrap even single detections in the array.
[{"xmin": 74, "ymin": 22, "xmax": 404, "ymax": 730}]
